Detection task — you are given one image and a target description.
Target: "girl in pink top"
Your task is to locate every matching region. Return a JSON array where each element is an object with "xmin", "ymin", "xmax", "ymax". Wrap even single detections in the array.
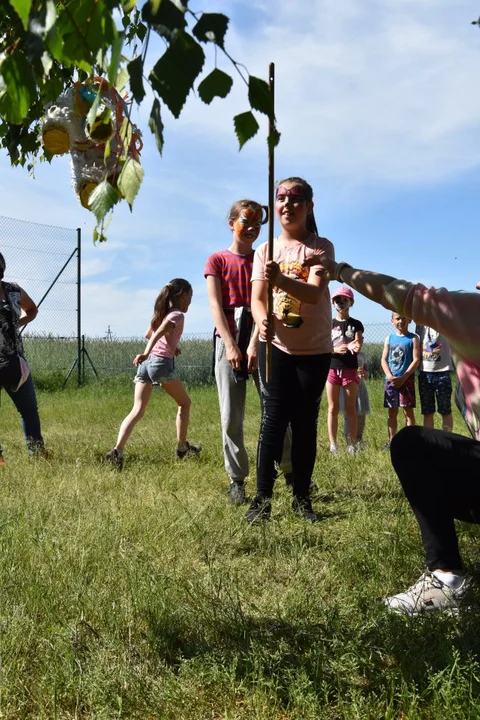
[
  {"xmin": 104, "ymin": 278, "xmax": 201, "ymax": 469},
  {"xmin": 248, "ymin": 176, "xmax": 335, "ymax": 523},
  {"xmin": 310, "ymin": 254, "xmax": 480, "ymax": 617}
]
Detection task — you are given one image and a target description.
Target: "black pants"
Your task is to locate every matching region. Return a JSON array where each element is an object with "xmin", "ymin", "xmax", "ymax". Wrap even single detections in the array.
[
  {"xmin": 390, "ymin": 425, "xmax": 480, "ymax": 570},
  {"xmin": 256, "ymin": 343, "xmax": 331, "ymax": 498}
]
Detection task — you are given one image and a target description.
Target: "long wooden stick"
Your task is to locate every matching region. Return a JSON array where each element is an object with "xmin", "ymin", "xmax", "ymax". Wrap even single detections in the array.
[{"xmin": 266, "ymin": 62, "xmax": 275, "ymax": 383}]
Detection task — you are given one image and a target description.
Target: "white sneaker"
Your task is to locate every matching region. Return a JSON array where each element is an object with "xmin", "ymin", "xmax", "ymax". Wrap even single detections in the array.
[
  {"xmin": 329, "ymin": 444, "xmax": 338, "ymax": 456},
  {"xmin": 384, "ymin": 571, "xmax": 474, "ymax": 617},
  {"xmin": 346, "ymin": 445, "xmax": 356, "ymax": 456}
]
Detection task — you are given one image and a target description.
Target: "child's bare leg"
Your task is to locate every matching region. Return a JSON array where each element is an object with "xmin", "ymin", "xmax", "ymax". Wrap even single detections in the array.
[
  {"xmin": 387, "ymin": 408, "xmax": 398, "ymax": 440},
  {"xmin": 423, "ymin": 413, "xmax": 434, "ymax": 429},
  {"xmin": 326, "ymin": 383, "xmax": 340, "ymax": 446},
  {"xmin": 162, "ymin": 378, "xmax": 191, "ymax": 447},
  {"xmin": 116, "ymin": 382, "xmax": 153, "ymax": 451},
  {"xmin": 343, "ymin": 383, "xmax": 358, "ymax": 446},
  {"xmin": 441, "ymin": 413, "xmax": 453, "ymax": 432},
  {"xmin": 403, "ymin": 407, "xmax": 416, "ymax": 427}
]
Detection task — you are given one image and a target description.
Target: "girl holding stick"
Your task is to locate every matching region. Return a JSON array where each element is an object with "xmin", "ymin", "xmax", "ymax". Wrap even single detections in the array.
[{"xmin": 248, "ymin": 177, "xmax": 335, "ymax": 522}]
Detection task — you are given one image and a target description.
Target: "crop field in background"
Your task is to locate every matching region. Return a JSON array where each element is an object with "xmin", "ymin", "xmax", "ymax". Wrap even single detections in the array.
[{"xmin": 0, "ymin": 378, "xmax": 479, "ymax": 719}]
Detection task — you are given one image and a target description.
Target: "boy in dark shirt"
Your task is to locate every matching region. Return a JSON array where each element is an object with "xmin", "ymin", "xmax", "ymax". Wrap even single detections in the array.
[{"xmin": 326, "ymin": 286, "xmax": 364, "ymax": 455}]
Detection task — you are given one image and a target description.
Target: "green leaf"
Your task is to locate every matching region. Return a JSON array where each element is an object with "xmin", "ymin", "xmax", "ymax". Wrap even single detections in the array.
[
  {"xmin": 0, "ymin": 52, "xmax": 36, "ymax": 124},
  {"xmin": 108, "ymin": 32, "xmax": 124, "ymax": 85},
  {"xmin": 149, "ymin": 31, "xmax": 204, "ymax": 118},
  {"xmin": 268, "ymin": 127, "xmax": 281, "ymax": 153},
  {"xmin": 10, "ymin": 0, "xmax": 33, "ymax": 31},
  {"xmin": 127, "ymin": 56, "xmax": 145, "ymax": 103},
  {"xmin": 248, "ymin": 75, "xmax": 273, "ymax": 117},
  {"xmin": 148, "ymin": 98, "xmax": 164, "ymax": 155},
  {"xmin": 198, "ymin": 68, "xmax": 232, "ymax": 104},
  {"xmin": 193, "ymin": 13, "xmax": 228, "ymax": 48},
  {"xmin": 86, "ymin": 87, "xmax": 102, "ymax": 134},
  {"xmin": 88, "ymin": 180, "xmax": 120, "ymax": 225},
  {"xmin": 115, "ymin": 66, "xmax": 129, "ymax": 93},
  {"xmin": 122, "ymin": 0, "xmax": 138, "ymax": 12},
  {"xmin": 234, "ymin": 111, "xmax": 259, "ymax": 149},
  {"xmin": 117, "ymin": 157, "xmax": 144, "ymax": 208},
  {"xmin": 142, "ymin": 0, "xmax": 186, "ymax": 32}
]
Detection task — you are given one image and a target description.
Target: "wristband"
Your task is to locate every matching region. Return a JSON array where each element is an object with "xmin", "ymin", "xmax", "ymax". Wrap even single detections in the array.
[{"xmin": 335, "ymin": 261, "xmax": 352, "ymax": 283}]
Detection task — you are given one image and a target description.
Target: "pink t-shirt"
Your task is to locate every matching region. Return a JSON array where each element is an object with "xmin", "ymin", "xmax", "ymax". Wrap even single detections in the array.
[
  {"xmin": 383, "ymin": 280, "xmax": 480, "ymax": 440},
  {"xmin": 150, "ymin": 310, "xmax": 185, "ymax": 359},
  {"xmin": 252, "ymin": 236, "xmax": 335, "ymax": 355}
]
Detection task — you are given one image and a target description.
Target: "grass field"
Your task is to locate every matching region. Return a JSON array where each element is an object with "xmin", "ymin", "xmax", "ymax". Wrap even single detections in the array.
[{"xmin": 1, "ymin": 378, "xmax": 479, "ymax": 719}]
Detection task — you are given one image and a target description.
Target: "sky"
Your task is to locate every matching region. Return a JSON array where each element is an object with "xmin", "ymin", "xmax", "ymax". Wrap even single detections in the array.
[{"xmin": 0, "ymin": 0, "xmax": 479, "ymax": 339}]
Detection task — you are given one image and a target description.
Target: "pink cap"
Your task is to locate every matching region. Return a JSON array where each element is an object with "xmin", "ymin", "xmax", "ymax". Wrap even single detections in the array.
[{"xmin": 332, "ymin": 285, "xmax": 354, "ymax": 301}]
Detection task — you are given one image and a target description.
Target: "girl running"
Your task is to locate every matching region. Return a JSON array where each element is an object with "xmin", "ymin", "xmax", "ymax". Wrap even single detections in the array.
[{"xmin": 104, "ymin": 278, "xmax": 200, "ymax": 469}]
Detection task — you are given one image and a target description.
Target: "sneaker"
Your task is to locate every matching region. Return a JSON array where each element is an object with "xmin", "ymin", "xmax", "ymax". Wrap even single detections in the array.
[
  {"xmin": 292, "ymin": 495, "xmax": 318, "ymax": 523},
  {"xmin": 103, "ymin": 448, "xmax": 123, "ymax": 471},
  {"xmin": 176, "ymin": 441, "xmax": 202, "ymax": 459},
  {"xmin": 329, "ymin": 444, "xmax": 338, "ymax": 456},
  {"xmin": 384, "ymin": 571, "xmax": 474, "ymax": 617},
  {"xmin": 346, "ymin": 445, "xmax": 356, "ymax": 456},
  {"xmin": 246, "ymin": 496, "xmax": 272, "ymax": 524},
  {"xmin": 229, "ymin": 480, "xmax": 247, "ymax": 505},
  {"xmin": 356, "ymin": 440, "xmax": 368, "ymax": 451},
  {"xmin": 380, "ymin": 441, "xmax": 391, "ymax": 452}
]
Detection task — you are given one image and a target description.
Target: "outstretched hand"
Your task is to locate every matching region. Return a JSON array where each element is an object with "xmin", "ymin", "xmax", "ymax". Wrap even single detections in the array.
[{"xmin": 302, "ymin": 254, "xmax": 337, "ymax": 280}]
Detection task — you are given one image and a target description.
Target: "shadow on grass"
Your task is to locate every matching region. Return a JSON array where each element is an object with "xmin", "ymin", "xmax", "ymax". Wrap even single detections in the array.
[{"xmin": 144, "ymin": 593, "xmax": 480, "ymax": 712}]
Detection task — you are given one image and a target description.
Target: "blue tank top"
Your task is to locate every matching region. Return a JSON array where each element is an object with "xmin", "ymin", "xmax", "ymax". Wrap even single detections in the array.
[{"xmin": 387, "ymin": 333, "xmax": 415, "ymax": 378}]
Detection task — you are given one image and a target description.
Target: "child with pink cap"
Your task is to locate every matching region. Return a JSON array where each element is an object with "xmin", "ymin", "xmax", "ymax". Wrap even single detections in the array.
[{"xmin": 327, "ymin": 286, "xmax": 364, "ymax": 455}]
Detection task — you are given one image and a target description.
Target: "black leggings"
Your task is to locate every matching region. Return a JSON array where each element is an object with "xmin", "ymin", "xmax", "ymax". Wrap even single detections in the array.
[
  {"xmin": 390, "ymin": 425, "xmax": 480, "ymax": 570},
  {"xmin": 256, "ymin": 343, "xmax": 331, "ymax": 498}
]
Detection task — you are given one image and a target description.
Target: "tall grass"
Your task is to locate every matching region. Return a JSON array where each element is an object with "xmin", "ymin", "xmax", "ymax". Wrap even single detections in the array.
[{"xmin": 0, "ymin": 379, "xmax": 479, "ymax": 718}]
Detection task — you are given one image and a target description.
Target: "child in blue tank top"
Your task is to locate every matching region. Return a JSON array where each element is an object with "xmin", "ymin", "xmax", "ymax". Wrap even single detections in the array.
[{"xmin": 380, "ymin": 313, "xmax": 420, "ymax": 449}]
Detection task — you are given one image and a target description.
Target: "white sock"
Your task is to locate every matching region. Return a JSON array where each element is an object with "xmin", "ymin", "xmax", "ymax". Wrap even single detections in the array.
[{"xmin": 432, "ymin": 570, "xmax": 465, "ymax": 589}]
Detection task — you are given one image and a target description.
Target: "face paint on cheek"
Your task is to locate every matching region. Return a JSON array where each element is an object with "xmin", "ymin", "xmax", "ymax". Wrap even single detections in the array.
[{"xmin": 233, "ymin": 208, "xmax": 262, "ymax": 236}]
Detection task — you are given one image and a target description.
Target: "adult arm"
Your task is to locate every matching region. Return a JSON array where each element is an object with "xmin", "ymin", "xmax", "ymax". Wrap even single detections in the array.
[
  {"xmin": 18, "ymin": 288, "xmax": 38, "ymax": 327},
  {"xmin": 206, "ymin": 275, "xmax": 243, "ymax": 370},
  {"xmin": 307, "ymin": 256, "xmax": 480, "ymax": 364}
]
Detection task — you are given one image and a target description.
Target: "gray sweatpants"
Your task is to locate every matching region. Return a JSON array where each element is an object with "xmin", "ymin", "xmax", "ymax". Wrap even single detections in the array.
[{"xmin": 215, "ymin": 338, "xmax": 291, "ymax": 482}]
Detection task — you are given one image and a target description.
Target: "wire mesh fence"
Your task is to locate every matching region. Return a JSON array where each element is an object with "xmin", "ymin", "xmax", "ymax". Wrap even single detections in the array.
[
  {"xmin": 23, "ymin": 323, "xmax": 394, "ymax": 387},
  {"xmin": 0, "ymin": 215, "xmax": 79, "ymax": 335}
]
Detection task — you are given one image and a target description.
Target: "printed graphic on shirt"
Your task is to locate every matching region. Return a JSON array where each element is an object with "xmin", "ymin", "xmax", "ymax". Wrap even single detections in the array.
[
  {"xmin": 422, "ymin": 328, "xmax": 442, "ymax": 364},
  {"xmin": 332, "ymin": 322, "xmax": 356, "ymax": 349},
  {"xmin": 389, "ymin": 342, "xmax": 406, "ymax": 374},
  {"xmin": 273, "ymin": 260, "xmax": 309, "ymax": 328}
]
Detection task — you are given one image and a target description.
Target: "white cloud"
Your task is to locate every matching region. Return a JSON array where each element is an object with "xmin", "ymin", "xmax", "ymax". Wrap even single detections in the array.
[{"xmin": 172, "ymin": 0, "xmax": 480, "ymax": 185}]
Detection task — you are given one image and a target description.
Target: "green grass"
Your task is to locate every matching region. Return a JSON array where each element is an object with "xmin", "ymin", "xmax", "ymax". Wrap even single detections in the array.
[{"xmin": 0, "ymin": 379, "xmax": 479, "ymax": 718}]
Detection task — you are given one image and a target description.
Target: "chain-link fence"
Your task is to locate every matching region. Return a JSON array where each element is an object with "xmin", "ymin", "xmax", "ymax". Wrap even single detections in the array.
[
  {"xmin": 0, "ymin": 215, "xmax": 80, "ymax": 382},
  {"xmin": 21, "ymin": 323, "xmax": 395, "ymax": 387}
]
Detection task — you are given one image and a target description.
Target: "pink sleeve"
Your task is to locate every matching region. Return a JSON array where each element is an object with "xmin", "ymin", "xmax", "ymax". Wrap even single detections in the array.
[
  {"xmin": 251, "ymin": 243, "xmax": 267, "ymax": 282},
  {"xmin": 383, "ymin": 280, "xmax": 480, "ymax": 364}
]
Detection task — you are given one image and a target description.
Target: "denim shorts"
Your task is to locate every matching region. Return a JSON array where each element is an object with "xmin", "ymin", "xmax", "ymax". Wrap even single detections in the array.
[{"xmin": 134, "ymin": 355, "xmax": 177, "ymax": 386}]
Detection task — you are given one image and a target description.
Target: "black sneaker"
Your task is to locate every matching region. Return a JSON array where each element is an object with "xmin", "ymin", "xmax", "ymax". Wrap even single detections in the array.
[
  {"xmin": 292, "ymin": 495, "xmax": 318, "ymax": 522},
  {"xmin": 229, "ymin": 481, "xmax": 247, "ymax": 505},
  {"xmin": 176, "ymin": 441, "xmax": 202, "ymax": 459},
  {"xmin": 104, "ymin": 448, "xmax": 123, "ymax": 471},
  {"xmin": 246, "ymin": 496, "xmax": 272, "ymax": 524}
]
